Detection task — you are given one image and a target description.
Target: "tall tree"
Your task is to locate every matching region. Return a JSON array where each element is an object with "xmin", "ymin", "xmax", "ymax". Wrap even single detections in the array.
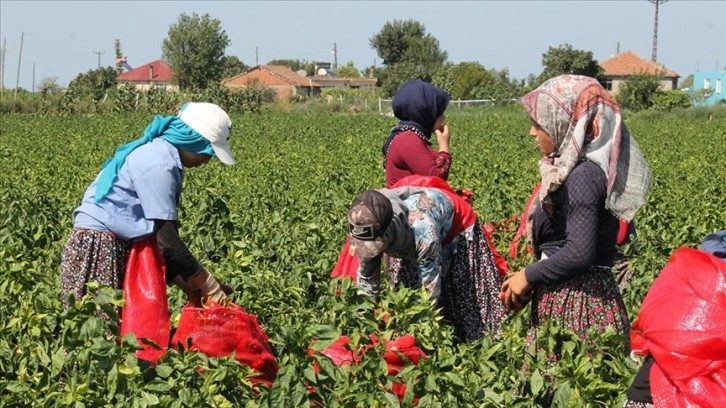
[
  {"xmin": 369, "ymin": 19, "xmax": 447, "ymax": 67},
  {"xmin": 67, "ymin": 66, "xmax": 118, "ymax": 102},
  {"xmin": 539, "ymin": 43, "xmax": 602, "ymax": 83},
  {"xmin": 162, "ymin": 13, "xmax": 230, "ymax": 90}
]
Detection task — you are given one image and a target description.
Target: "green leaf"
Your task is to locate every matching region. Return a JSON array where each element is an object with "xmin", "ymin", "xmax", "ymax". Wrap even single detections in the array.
[{"xmin": 530, "ymin": 369, "xmax": 544, "ymax": 394}]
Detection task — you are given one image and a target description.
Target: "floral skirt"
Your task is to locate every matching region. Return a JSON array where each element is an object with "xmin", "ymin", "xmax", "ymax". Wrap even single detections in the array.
[
  {"xmin": 60, "ymin": 228, "xmax": 131, "ymax": 309},
  {"xmin": 387, "ymin": 221, "xmax": 507, "ymax": 341},
  {"xmin": 530, "ymin": 267, "xmax": 630, "ymax": 343}
]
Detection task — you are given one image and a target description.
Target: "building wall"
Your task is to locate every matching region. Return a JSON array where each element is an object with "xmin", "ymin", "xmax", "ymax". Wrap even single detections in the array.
[
  {"xmin": 602, "ymin": 76, "xmax": 678, "ymax": 95},
  {"xmin": 693, "ymin": 71, "xmax": 726, "ymax": 106}
]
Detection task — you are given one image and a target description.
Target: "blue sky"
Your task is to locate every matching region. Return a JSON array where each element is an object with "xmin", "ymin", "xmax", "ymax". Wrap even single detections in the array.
[{"xmin": 1, "ymin": 0, "xmax": 724, "ymax": 90}]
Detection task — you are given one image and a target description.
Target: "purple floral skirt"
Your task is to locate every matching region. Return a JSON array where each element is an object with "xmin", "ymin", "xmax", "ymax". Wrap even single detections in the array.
[
  {"xmin": 60, "ymin": 228, "xmax": 131, "ymax": 309},
  {"xmin": 530, "ymin": 267, "xmax": 630, "ymax": 344}
]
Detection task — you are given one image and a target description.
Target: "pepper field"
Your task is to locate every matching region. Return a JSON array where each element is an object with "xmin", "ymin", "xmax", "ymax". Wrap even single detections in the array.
[{"xmin": 1, "ymin": 109, "xmax": 724, "ymax": 407}]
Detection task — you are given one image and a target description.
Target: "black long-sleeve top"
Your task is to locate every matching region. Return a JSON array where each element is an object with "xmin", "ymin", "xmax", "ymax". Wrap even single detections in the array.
[
  {"xmin": 155, "ymin": 220, "xmax": 204, "ymax": 284},
  {"xmin": 525, "ymin": 160, "xmax": 619, "ymax": 286}
]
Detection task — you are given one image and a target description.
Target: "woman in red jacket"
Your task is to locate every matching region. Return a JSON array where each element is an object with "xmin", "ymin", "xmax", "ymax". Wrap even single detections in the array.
[{"xmin": 382, "ymin": 79, "xmax": 452, "ymax": 188}]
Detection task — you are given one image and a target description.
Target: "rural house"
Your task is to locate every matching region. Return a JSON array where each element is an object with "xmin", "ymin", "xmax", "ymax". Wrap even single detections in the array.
[
  {"xmin": 598, "ymin": 51, "xmax": 679, "ymax": 94},
  {"xmin": 223, "ymin": 65, "xmax": 322, "ymax": 99},
  {"xmin": 692, "ymin": 70, "xmax": 726, "ymax": 106},
  {"xmin": 223, "ymin": 65, "xmax": 378, "ymax": 99},
  {"xmin": 117, "ymin": 59, "xmax": 178, "ymax": 91}
]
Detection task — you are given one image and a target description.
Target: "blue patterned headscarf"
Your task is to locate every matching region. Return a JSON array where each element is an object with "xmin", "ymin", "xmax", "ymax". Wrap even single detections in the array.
[{"xmin": 94, "ymin": 114, "xmax": 215, "ymax": 202}]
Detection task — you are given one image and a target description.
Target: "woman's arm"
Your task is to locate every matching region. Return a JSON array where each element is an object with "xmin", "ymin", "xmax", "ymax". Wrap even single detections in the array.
[
  {"xmin": 357, "ymin": 256, "xmax": 383, "ymax": 300},
  {"xmin": 393, "ymin": 132, "xmax": 452, "ymax": 180}
]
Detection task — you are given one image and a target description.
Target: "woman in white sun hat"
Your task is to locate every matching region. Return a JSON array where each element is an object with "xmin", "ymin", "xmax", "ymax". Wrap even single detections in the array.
[{"xmin": 60, "ymin": 102, "xmax": 236, "ymax": 324}]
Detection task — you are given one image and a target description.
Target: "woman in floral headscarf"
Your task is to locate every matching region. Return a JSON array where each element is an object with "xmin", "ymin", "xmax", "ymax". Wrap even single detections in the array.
[{"xmin": 500, "ymin": 75, "xmax": 652, "ymax": 343}]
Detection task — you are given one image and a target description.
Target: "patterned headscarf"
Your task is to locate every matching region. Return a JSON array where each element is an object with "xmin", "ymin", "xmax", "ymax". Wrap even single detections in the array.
[{"xmin": 520, "ymin": 75, "xmax": 652, "ymax": 221}]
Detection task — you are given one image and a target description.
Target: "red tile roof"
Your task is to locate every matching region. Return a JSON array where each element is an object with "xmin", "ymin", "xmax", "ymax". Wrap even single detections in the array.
[
  {"xmin": 600, "ymin": 51, "xmax": 679, "ymax": 77},
  {"xmin": 118, "ymin": 60, "xmax": 173, "ymax": 82},
  {"xmin": 225, "ymin": 65, "xmax": 320, "ymax": 87}
]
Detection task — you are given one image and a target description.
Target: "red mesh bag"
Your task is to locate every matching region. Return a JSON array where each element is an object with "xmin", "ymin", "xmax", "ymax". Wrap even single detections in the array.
[
  {"xmin": 330, "ymin": 235, "xmax": 359, "ymax": 282},
  {"xmin": 171, "ymin": 302, "xmax": 278, "ymax": 386},
  {"xmin": 631, "ymin": 247, "xmax": 726, "ymax": 407},
  {"xmin": 120, "ymin": 235, "xmax": 170, "ymax": 363},
  {"xmin": 310, "ymin": 334, "xmax": 426, "ymax": 402}
]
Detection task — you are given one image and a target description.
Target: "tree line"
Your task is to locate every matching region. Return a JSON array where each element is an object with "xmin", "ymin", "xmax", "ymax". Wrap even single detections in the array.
[{"xmin": 7, "ymin": 13, "xmax": 699, "ymax": 113}]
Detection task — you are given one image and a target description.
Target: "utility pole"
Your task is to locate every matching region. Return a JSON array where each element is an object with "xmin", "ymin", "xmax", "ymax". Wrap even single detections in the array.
[
  {"xmin": 255, "ymin": 46, "xmax": 259, "ymax": 66},
  {"xmin": 15, "ymin": 32, "xmax": 23, "ymax": 100},
  {"xmin": 332, "ymin": 42, "xmax": 338, "ymax": 70},
  {"xmin": 616, "ymin": 41, "xmax": 620, "ymax": 55},
  {"xmin": 93, "ymin": 50, "xmax": 105, "ymax": 68},
  {"xmin": 32, "ymin": 62, "xmax": 35, "ymax": 93},
  {"xmin": 648, "ymin": 0, "xmax": 668, "ymax": 63},
  {"xmin": 1, "ymin": 37, "xmax": 6, "ymax": 100}
]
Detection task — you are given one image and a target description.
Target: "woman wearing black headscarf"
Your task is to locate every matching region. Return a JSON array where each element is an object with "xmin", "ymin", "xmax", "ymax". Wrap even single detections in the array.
[{"xmin": 382, "ymin": 79, "xmax": 452, "ymax": 188}]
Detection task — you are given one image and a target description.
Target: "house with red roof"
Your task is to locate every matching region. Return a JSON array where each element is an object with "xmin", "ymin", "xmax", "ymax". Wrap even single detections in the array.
[
  {"xmin": 117, "ymin": 60, "xmax": 178, "ymax": 91},
  {"xmin": 223, "ymin": 65, "xmax": 377, "ymax": 99},
  {"xmin": 223, "ymin": 65, "xmax": 321, "ymax": 99},
  {"xmin": 598, "ymin": 51, "xmax": 679, "ymax": 94}
]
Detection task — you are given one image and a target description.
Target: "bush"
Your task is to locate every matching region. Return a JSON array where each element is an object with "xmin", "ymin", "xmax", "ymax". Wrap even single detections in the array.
[{"xmin": 650, "ymin": 90, "xmax": 692, "ymax": 111}]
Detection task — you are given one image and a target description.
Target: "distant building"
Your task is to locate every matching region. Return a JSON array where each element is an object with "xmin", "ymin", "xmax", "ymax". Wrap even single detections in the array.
[
  {"xmin": 223, "ymin": 65, "xmax": 321, "ymax": 99},
  {"xmin": 598, "ymin": 51, "xmax": 679, "ymax": 94},
  {"xmin": 223, "ymin": 65, "xmax": 378, "ymax": 99},
  {"xmin": 692, "ymin": 70, "xmax": 726, "ymax": 106},
  {"xmin": 117, "ymin": 60, "xmax": 177, "ymax": 91}
]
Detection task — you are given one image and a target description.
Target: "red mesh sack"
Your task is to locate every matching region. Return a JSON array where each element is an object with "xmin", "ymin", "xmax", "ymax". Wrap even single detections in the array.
[
  {"xmin": 311, "ymin": 334, "xmax": 426, "ymax": 402},
  {"xmin": 631, "ymin": 247, "xmax": 726, "ymax": 407},
  {"xmin": 171, "ymin": 302, "xmax": 278, "ymax": 386},
  {"xmin": 330, "ymin": 235, "xmax": 359, "ymax": 282},
  {"xmin": 120, "ymin": 235, "xmax": 170, "ymax": 363}
]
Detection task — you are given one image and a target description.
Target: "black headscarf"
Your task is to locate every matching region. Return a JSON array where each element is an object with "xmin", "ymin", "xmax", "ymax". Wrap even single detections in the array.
[{"xmin": 381, "ymin": 79, "xmax": 451, "ymax": 158}]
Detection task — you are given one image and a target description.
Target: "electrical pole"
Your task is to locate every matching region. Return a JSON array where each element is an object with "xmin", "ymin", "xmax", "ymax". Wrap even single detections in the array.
[
  {"xmin": 332, "ymin": 42, "xmax": 338, "ymax": 70},
  {"xmin": 1, "ymin": 37, "xmax": 6, "ymax": 100},
  {"xmin": 15, "ymin": 32, "xmax": 23, "ymax": 100},
  {"xmin": 93, "ymin": 50, "xmax": 105, "ymax": 68},
  {"xmin": 32, "ymin": 62, "xmax": 35, "ymax": 93},
  {"xmin": 649, "ymin": 0, "xmax": 668, "ymax": 63},
  {"xmin": 255, "ymin": 46, "xmax": 259, "ymax": 66}
]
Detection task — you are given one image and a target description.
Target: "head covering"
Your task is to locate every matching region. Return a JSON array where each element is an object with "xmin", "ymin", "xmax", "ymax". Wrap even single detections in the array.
[
  {"xmin": 382, "ymin": 79, "xmax": 451, "ymax": 159},
  {"xmin": 178, "ymin": 102, "xmax": 235, "ymax": 165},
  {"xmin": 348, "ymin": 190, "xmax": 393, "ymax": 259},
  {"xmin": 700, "ymin": 229, "xmax": 726, "ymax": 259},
  {"xmin": 94, "ymin": 102, "xmax": 234, "ymax": 203},
  {"xmin": 520, "ymin": 75, "xmax": 652, "ymax": 221}
]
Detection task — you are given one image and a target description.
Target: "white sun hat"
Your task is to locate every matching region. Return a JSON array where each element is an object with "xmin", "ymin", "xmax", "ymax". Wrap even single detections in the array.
[{"xmin": 178, "ymin": 102, "xmax": 236, "ymax": 165}]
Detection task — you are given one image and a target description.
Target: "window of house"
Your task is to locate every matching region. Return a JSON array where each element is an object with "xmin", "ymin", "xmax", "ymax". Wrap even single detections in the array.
[
  {"xmin": 599, "ymin": 79, "xmax": 613, "ymax": 91},
  {"xmin": 717, "ymin": 79, "xmax": 722, "ymax": 94},
  {"xmin": 154, "ymin": 83, "xmax": 166, "ymax": 90},
  {"xmin": 704, "ymin": 78, "xmax": 711, "ymax": 90}
]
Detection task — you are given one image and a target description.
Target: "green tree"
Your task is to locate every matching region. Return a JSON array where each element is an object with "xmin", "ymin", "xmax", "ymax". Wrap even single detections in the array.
[
  {"xmin": 67, "ymin": 66, "xmax": 118, "ymax": 102},
  {"xmin": 335, "ymin": 61, "xmax": 360, "ymax": 78},
  {"xmin": 221, "ymin": 56, "xmax": 249, "ymax": 81},
  {"xmin": 369, "ymin": 19, "xmax": 447, "ymax": 67},
  {"xmin": 450, "ymin": 62, "xmax": 492, "ymax": 100},
  {"xmin": 616, "ymin": 73, "xmax": 663, "ymax": 111},
  {"xmin": 539, "ymin": 44, "xmax": 602, "ymax": 83},
  {"xmin": 162, "ymin": 13, "xmax": 230, "ymax": 90}
]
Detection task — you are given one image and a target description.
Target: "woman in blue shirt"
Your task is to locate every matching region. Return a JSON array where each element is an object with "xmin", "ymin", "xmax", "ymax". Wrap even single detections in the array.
[{"xmin": 60, "ymin": 102, "xmax": 235, "ymax": 317}]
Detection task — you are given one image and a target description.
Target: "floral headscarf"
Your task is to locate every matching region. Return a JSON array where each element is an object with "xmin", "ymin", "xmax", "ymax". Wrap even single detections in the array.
[{"xmin": 520, "ymin": 75, "xmax": 652, "ymax": 221}]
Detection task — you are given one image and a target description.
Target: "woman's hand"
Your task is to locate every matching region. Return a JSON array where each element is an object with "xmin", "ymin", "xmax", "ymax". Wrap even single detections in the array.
[
  {"xmin": 435, "ymin": 125, "xmax": 450, "ymax": 153},
  {"xmin": 500, "ymin": 268, "xmax": 533, "ymax": 311}
]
